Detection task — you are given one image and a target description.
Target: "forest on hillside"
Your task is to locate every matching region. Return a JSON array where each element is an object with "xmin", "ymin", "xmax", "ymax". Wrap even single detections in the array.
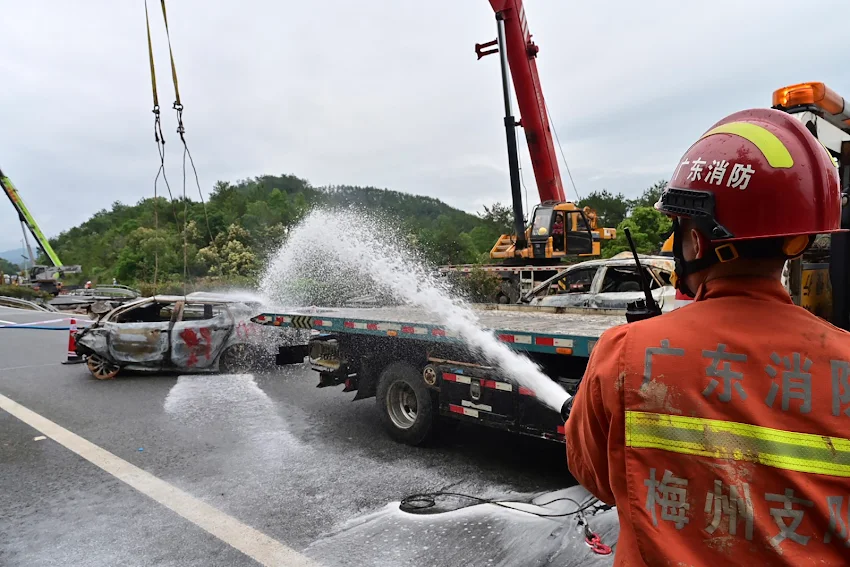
[{"xmin": 29, "ymin": 174, "xmax": 670, "ymax": 293}]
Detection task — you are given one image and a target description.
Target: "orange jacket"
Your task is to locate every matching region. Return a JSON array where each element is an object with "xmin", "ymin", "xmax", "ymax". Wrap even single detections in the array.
[{"xmin": 565, "ymin": 276, "xmax": 850, "ymax": 566}]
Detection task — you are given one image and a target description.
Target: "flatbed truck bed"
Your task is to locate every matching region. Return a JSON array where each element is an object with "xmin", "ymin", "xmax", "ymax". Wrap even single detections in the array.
[{"xmin": 253, "ymin": 305, "xmax": 626, "ymax": 445}]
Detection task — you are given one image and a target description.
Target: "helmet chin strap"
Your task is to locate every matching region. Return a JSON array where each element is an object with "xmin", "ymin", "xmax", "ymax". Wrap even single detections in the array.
[
  {"xmin": 671, "ymin": 219, "xmax": 724, "ymax": 298},
  {"xmin": 670, "ymin": 218, "xmax": 814, "ymax": 298}
]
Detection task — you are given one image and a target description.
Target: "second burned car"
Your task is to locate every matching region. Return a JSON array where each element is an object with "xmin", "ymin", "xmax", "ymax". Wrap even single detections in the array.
[{"xmin": 520, "ymin": 253, "xmax": 678, "ymax": 312}]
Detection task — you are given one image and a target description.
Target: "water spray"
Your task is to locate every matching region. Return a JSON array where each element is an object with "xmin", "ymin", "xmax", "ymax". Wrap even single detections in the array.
[{"xmin": 260, "ymin": 208, "xmax": 571, "ymax": 413}]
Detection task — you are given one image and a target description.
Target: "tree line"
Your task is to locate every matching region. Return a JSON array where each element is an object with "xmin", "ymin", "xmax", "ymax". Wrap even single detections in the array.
[
  {"xmin": 32, "ymin": 174, "xmax": 671, "ymax": 292},
  {"xmin": 576, "ymin": 181, "xmax": 672, "ymax": 258}
]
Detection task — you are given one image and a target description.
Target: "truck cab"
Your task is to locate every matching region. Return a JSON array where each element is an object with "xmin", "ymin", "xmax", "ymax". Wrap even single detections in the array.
[
  {"xmin": 772, "ymin": 82, "xmax": 850, "ymax": 326},
  {"xmin": 491, "ymin": 202, "xmax": 615, "ymax": 263},
  {"xmin": 526, "ymin": 203, "xmax": 594, "ymax": 259}
]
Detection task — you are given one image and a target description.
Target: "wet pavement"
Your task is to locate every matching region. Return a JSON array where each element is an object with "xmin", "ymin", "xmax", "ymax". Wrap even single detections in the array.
[{"xmin": 0, "ymin": 308, "xmax": 617, "ymax": 566}]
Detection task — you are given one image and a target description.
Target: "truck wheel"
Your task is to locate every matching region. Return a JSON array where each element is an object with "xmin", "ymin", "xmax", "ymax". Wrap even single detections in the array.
[
  {"xmin": 376, "ymin": 362, "xmax": 435, "ymax": 446},
  {"xmin": 87, "ymin": 354, "xmax": 120, "ymax": 380},
  {"xmin": 499, "ymin": 281, "xmax": 519, "ymax": 304}
]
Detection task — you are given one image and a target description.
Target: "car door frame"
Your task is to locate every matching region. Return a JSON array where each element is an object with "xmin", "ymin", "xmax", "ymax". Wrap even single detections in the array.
[
  {"xmin": 104, "ymin": 298, "xmax": 179, "ymax": 367},
  {"xmin": 531, "ymin": 265, "xmax": 603, "ymax": 307},
  {"xmin": 590, "ymin": 264, "xmax": 667, "ymax": 307},
  {"xmin": 169, "ymin": 301, "xmax": 235, "ymax": 371}
]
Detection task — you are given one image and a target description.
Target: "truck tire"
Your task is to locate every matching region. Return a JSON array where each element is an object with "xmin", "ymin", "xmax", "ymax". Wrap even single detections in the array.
[
  {"xmin": 499, "ymin": 281, "xmax": 519, "ymax": 304},
  {"xmin": 376, "ymin": 362, "xmax": 435, "ymax": 446}
]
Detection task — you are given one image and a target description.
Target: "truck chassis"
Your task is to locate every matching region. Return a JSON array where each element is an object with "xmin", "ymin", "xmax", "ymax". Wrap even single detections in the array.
[{"xmin": 255, "ymin": 306, "xmax": 623, "ymax": 445}]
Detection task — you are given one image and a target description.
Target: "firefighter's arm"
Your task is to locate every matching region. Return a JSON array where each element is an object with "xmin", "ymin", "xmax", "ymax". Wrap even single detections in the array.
[{"xmin": 564, "ymin": 325, "xmax": 628, "ymax": 505}]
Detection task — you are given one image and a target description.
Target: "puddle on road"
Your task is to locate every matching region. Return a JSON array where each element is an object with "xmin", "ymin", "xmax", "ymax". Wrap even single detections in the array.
[
  {"xmin": 163, "ymin": 373, "xmax": 304, "ymax": 458},
  {"xmin": 159, "ymin": 374, "xmax": 616, "ymax": 566},
  {"xmin": 306, "ymin": 485, "xmax": 618, "ymax": 567},
  {"xmin": 164, "ymin": 373, "xmax": 275, "ymax": 423}
]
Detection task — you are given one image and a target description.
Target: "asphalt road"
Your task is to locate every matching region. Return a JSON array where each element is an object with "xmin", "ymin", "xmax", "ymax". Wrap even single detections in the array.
[{"xmin": 0, "ymin": 306, "xmax": 618, "ymax": 567}]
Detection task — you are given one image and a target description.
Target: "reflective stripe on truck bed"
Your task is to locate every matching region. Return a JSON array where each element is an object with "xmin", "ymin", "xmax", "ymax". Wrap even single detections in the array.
[{"xmin": 253, "ymin": 313, "xmax": 598, "ymax": 357}]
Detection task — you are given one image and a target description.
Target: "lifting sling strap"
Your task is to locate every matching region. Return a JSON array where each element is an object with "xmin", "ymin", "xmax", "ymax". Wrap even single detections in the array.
[
  {"xmin": 144, "ymin": 0, "xmax": 183, "ymax": 140},
  {"xmin": 143, "ymin": 0, "xmax": 214, "ymax": 295},
  {"xmin": 158, "ymin": 0, "xmax": 185, "ymax": 137},
  {"xmin": 144, "ymin": 0, "xmax": 163, "ymax": 144}
]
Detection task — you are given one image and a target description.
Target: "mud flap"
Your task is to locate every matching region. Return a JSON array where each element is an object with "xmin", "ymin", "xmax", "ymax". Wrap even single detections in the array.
[{"xmin": 352, "ymin": 354, "xmax": 381, "ymax": 400}]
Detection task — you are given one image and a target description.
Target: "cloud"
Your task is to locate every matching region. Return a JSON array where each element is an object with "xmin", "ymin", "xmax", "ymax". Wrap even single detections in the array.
[{"xmin": 1, "ymin": 0, "xmax": 847, "ymax": 252}]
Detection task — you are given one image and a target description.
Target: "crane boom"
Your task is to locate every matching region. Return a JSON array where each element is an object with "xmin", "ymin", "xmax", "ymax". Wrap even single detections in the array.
[
  {"xmin": 487, "ymin": 0, "xmax": 564, "ymax": 203},
  {"xmin": 0, "ymin": 166, "xmax": 63, "ymax": 267},
  {"xmin": 480, "ymin": 1, "xmax": 615, "ymax": 264}
]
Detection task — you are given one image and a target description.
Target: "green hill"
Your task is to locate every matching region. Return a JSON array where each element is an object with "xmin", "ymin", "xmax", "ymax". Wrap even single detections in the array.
[
  {"xmin": 48, "ymin": 174, "xmax": 510, "ymax": 289},
  {"xmin": 0, "ymin": 256, "xmax": 20, "ymax": 274}
]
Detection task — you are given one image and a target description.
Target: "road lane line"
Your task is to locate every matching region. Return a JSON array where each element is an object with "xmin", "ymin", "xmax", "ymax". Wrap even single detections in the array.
[
  {"xmin": 0, "ymin": 392, "xmax": 321, "ymax": 567},
  {"xmin": 0, "ymin": 319, "xmax": 14, "ymax": 324},
  {"xmin": 0, "ymin": 363, "xmax": 63, "ymax": 372}
]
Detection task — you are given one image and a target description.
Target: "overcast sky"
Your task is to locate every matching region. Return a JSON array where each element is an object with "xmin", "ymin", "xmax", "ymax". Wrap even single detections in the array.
[{"xmin": 1, "ymin": 0, "xmax": 848, "ymax": 253}]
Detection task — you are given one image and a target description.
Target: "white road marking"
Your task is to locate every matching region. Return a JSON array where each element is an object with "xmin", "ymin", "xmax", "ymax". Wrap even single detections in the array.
[
  {"xmin": 0, "ymin": 392, "xmax": 321, "ymax": 567},
  {"xmin": 0, "ymin": 319, "xmax": 15, "ymax": 324},
  {"xmin": 0, "ymin": 363, "xmax": 62, "ymax": 372},
  {"xmin": 4, "ymin": 317, "xmax": 73, "ymax": 327}
]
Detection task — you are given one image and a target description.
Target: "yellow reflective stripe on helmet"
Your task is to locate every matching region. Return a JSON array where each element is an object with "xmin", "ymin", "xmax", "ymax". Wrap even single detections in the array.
[
  {"xmin": 700, "ymin": 122, "xmax": 794, "ymax": 169},
  {"xmin": 625, "ymin": 410, "xmax": 850, "ymax": 477}
]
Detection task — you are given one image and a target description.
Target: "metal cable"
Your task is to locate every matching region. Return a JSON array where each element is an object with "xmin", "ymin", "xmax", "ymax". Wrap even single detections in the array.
[{"xmin": 546, "ymin": 103, "xmax": 581, "ymax": 202}]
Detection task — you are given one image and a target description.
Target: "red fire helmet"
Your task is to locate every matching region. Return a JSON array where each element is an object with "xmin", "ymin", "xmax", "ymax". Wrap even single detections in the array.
[{"xmin": 656, "ymin": 108, "xmax": 841, "ymax": 242}]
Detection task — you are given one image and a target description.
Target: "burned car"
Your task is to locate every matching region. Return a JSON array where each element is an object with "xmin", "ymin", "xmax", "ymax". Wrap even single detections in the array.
[
  {"xmin": 75, "ymin": 294, "xmax": 308, "ymax": 380},
  {"xmin": 521, "ymin": 253, "xmax": 677, "ymax": 312}
]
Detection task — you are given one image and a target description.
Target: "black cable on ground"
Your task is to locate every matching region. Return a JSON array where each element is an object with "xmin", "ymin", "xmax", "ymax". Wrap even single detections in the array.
[{"xmin": 399, "ymin": 491, "xmax": 601, "ymax": 518}]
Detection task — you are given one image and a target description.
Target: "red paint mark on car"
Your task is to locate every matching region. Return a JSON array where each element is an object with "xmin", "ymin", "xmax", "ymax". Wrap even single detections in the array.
[{"xmin": 180, "ymin": 327, "xmax": 213, "ymax": 367}]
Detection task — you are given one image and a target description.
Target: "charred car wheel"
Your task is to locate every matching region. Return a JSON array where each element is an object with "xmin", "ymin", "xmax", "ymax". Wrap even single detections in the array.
[
  {"xmin": 218, "ymin": 344, "xmax": 256, "ymax": 374},
  {"xmin": 86, "ymin": 354, "xmax": 121, "ymax": 380},
  {"xmin": 376, "ymin": 362, "xmax": 435, "ymax": 446}
]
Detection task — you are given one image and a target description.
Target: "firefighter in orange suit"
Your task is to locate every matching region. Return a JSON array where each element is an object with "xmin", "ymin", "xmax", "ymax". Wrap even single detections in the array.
[{"xmin": 564, "ymin": 108, "xmax": 850, "ymax": 566}]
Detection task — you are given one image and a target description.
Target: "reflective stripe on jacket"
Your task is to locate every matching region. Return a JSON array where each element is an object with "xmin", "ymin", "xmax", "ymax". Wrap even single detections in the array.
[{"xmin": 565, "ymin": 276, "xmax": 850, "ymax": 566}]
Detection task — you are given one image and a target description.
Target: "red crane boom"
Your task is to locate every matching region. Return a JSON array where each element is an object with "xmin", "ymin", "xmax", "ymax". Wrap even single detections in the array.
[
  {"xmin": 485, "ymin": 0, "xmax": 565, "ymax": 203},
  {"xmin": 478, "ymin": 1, "xmax": 615, "ymax": 262}
]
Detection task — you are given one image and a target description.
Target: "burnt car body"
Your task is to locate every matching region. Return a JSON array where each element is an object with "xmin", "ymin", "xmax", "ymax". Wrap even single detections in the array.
[
  {"xmin": 75, "ymin": 293, "xmax": 307, "ymax": 379},
  {"xmin": 520, "ymin": 253, "xmax": 678, "ymax": 312}
]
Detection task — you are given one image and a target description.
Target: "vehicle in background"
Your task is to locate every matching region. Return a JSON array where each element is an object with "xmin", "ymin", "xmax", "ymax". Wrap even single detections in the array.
[
  {"xmin": 520, "ymin": 253, "xmax": 677, "ymax": 312},
  {"xmin": 475, "ymin": 2, "xmax": 615, "ymax": 263},
  {"xmin": 440, "ymin": 1, "xmax": 616, "ymax": 301},
  {"xmin": 439, "ymin": 263, "xmax": 575, "ymax": 304},
  {"xmin": 1, "ymin": 167, "xmax": 82, "ymax": 295},
  {"xmin": 771, "ymin": 82, "xmax": 850, "ymax": 323},
  {"xmin": 49, "ymin": 285, "xmax": 142, "ymax": 314},
  {"xmin": 0, "ymin": 295, "xmax": 59, "ymax": 313},
  {"xmin": 75, "ymin": 293, "xmax": 308, "ymax": 380}
]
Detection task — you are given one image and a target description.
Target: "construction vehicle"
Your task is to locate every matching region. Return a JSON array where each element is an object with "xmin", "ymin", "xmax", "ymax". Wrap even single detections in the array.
[
  {"xmin": 439, "ymin": 1, "xmax": 616, "ymax": 302},
  {"xmin": 1, "ymin": 166, "xmax": 81, "ymax": 295},
  {"xmin": 476, "ymin": 1, "xmax": 615, "ymax": 263},
  {"xmin": 771, "ymin": 81, "xmax": 850, "ymax": 324}
]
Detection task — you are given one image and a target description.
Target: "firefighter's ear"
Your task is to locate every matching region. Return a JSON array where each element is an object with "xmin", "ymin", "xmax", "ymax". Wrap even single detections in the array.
[{"xmin": 688, "ymin": 227, "xmax": 706, "ymax": 260}]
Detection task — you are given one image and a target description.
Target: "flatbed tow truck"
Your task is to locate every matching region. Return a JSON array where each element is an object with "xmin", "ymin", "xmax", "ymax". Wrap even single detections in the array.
[
  {"xmin": 254, "ymin": 305, "xmax": 624, "ymax": 445},
  {"xmin": 255, "ymin": 79, "xmax": 850, "ymax": 447}
]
